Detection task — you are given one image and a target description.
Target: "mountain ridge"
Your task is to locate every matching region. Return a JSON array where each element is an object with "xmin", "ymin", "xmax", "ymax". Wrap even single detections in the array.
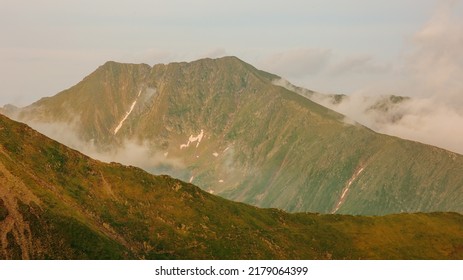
[
  {"xmin": 3, "ymin": 56, "xmax": 463, "ymax": 215},
  {"xmin": 1, "ymin": 113, "xmax": 463, "ymax": 259}
]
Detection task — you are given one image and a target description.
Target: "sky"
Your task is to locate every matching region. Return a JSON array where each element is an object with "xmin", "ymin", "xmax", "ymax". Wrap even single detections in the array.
[
  {"xmin": 1, "ymin": 0, "xmax": 463, "ymax": 153},
  {"xmin": 1, "ymin": 0, "xmax": 453, "ymax": 105}
]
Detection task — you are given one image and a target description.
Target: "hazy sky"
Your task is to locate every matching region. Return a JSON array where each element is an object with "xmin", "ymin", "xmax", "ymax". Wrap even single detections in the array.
[{"xmin": 2, "ymin": 0, "xmax": 460, "ymax": 106}]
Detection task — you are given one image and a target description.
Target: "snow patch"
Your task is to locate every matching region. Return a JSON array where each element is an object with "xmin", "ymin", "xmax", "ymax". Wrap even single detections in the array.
[
  {"xmin": 113, "ymin": 89, "xmax": 142, "ymax": 135},
  {"xmin": 332, "ymin": 166, "xmax": 365, "ymax": 214},
  {"xmin": 180, "ymin": 129, "xmax": 204, "ymax": 149}
]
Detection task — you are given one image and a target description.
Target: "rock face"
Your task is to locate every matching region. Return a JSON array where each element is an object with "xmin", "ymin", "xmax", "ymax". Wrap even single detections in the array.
[
  {"xmin": 1, "ymin": 113, "xmax": 463, "ymax": 260},
  {"xmin": 5, "ymin": 56, "xmax": 463, "ymax": 215}
]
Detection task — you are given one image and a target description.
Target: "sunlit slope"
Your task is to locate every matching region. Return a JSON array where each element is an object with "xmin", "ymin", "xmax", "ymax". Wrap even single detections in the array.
[
  {"xmin": 7, "ymin": 57, "xmax": 463, "ymax": 215},
  {"xmin": 1, "ymin": 114, "xmax": 463, "ymax": 259}
]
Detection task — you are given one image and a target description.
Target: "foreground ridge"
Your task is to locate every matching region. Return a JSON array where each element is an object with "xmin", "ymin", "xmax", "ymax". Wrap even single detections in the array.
[{"xmin": 1, "ymin": 114, "xmax": 463, "ymax": 260}]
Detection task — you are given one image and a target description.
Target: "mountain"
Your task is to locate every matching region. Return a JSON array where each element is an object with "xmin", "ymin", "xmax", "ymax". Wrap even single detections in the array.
[
  {"xmin": 4, "ymin": 56, "xmax": 463, "ymax": 215},
  {"xmin": 1, "ymin": 113, "xmax": 463, "ymax": 259}
]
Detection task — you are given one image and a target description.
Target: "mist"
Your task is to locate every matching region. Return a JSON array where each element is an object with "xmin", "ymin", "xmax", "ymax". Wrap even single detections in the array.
[
  {"xmin": 319, "ymin": 93, "xmax": 463, "ymax": 155},
  {"xmin": 27, "ymin": 120, "xmax": 188, "ymax": 177},
  {"xmin": 274, "ymin": 1, "xmax": 463, "ymax": 155},
  {"xmin": 352, "ymin": 0, "xmax": 463, "ymax": 155}
]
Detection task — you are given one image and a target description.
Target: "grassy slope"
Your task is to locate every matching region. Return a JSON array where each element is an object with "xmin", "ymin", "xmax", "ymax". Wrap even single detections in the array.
[
  {"xmin": 8, "ymin": 57, "xmax": 463, "ymax": 215},
  {"xmin": 1, "ymin": 114, "xmax": 463, "ymax": 259}
]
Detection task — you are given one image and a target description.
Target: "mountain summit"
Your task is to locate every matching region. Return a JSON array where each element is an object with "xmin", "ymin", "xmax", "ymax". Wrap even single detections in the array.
[{"xmin": 5, "ymin": 56, "xmax": 463, "ymax": 215}]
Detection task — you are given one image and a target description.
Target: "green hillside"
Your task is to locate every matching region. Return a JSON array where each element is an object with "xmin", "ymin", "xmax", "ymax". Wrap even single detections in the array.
[
  {"xmin": 1, "ymin": 114, "xmax": 463, "ymax": 259},
  {"xmin": 6, "ymin": 56, "xmax": 463, "ymax": 215}
]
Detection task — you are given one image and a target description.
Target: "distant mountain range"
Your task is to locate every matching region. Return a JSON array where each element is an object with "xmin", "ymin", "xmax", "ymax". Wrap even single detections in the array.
[
  {"xmin": 3, "ymin": 56, "xmax": 463, "ymax": 215},
  {"xmin": 1, "ymin": 113, "xmax": 463, "ymax": 259}
]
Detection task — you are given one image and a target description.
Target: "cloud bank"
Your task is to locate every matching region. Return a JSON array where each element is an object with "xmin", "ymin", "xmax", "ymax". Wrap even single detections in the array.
[
  {"xmin": 27, "ymin": 120, "xmax": 187, "ymax": 176},
  {"xmin": 271, "ymin": 1, "xmax": 463, "ymax": 155},
  {"xmin": 353, "ymin": 0, "xmax": 463, "ymax": 155}
]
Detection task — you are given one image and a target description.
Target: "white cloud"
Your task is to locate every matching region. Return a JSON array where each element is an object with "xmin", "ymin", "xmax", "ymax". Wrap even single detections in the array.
[
  {"xmin": 399, "ymin": 0, "xmax": 463, "ymax": 106},
  {"xmin": 308, "ymin": 0, "xmax": 463, "ymax": 155},
  {"xmin": 272, "ymin": 1, "xmax": 463, "ymax": 155},
  {"xmin": 26, "ymin": 120, "xmax": 186, "ymax": 173},
  {"xmin": 379, "ymin": 98, "xmax": 463, "ymax": 154}
]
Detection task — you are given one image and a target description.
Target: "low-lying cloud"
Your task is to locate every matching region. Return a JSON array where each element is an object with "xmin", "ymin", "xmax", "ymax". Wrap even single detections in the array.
[
  {"xmin": 362, "ymin": 0, "xmax": 463, "ymax": 155},
  {"xmin": 272, "ymin": 1, "xmax": 463, "ymax": 156},
  {"xmin": 316, "ymin": 93, "xmax": 463, "ymax": 155},
  {"xmin": 27, "ymin": 120, "xmax": 187, "ymax": 175}
]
